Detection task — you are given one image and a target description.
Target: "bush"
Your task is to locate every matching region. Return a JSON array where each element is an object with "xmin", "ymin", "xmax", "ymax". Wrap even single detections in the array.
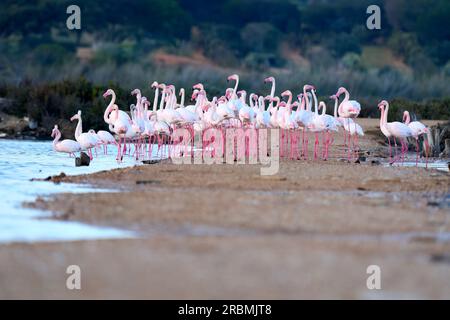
[
  {"xmin": 327, "ymin": 33, "xmax": 361, "ymax": 58},
  {"xmin": 341, "ymin": 53, "xmax": 364, "ymax": 71}
]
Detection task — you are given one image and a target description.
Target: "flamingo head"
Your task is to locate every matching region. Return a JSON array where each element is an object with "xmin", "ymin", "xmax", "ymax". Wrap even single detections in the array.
[
  {"xmin": 191, "ymin": 89, "xmax": 199, "ymax": 101},
  {"xmin": 192, "ymin": 83, "xmax": 204, "ymax": 90},
  {"xmin": 329, "ymin": 94, "xmax": 338, "ymax": 100},
  {"xmin": 318, "ymin": 101, "xmax": 326, "ymax": 111},
  {"xmin": 281, "ymin": 90, "xmax": 292, "ymax": 98},
  {"xmin": 51, "ymin": 125, "xmax": 59, "ymax": 138},
  {"xmin": 103, "ymin": 89, "xmax": 113, "ymax": 98},
  {"xmin": 237, "ymin": 90, "xmax": 246, "ymax": 97},
  {"xmin": 179, "ymin": 88, "xmax": 185, "ymax": 96},
  {"xmin": 225, "ymin": 88, "xmax": 233, "ymax": 99},
  {"xmin": 150, "ymin": 81, "xmax": 159, "ymax": 89},
  {"xmin": 217, "ymin": 96, "xmax": 227, "ymax": 104},
  {"xmin": 250, "ymin": 93, "xmax": 258, "ymax": 101},
  {"xmin": 378, "ymin": 100, "xmax": 388, "ymax": 108},
  {"xmin": 377, "ymin": 100, "xmax": 387, "ymax": 111},
  {"xmin": 70, "ymin": 110, "xmax": 81, "ymax": 122},
  {"xmin": 131, "ymin": 88, "xmax": 141, "ymax": 96},
  {"xmin": 227, "ymin": 74, "xmax": 239, "ymax": 82},
  {"xmin": 141, "ymin": 96, "xmax": 148, "ymax": 105},
  {"xmin": 264, "ymin": 76, "xmax": 275, "ymax": 83},
  {"xmin": 279, "ymin": 101, "xmax": 287, "ymax": 108},
  {"xmin": 297, "ymin": 93, "xmax": 303, "ymax": 100},
  {"xmin": 292, "ymin": 101, "xmax": 299, "ymax": 108},
  {"xmin": 335, "ymin": 87, "xmax": 347, "ymax": 97},
  {"xmin": 303, "ymin": 84, "xmax": 315, "ymax": 92},
  {"xmin": 402, "ymin": 110, "xmax": 409, "ymax": 122}
]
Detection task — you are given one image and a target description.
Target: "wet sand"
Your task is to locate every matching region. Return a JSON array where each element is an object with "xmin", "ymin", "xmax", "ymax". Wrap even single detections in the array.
[{"xmin": 1, "ymin": 119, "xmax": 450, "ymax": 299}]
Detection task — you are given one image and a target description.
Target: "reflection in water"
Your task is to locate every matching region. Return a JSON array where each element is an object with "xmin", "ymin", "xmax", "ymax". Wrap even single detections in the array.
[{"xmin": 0, "ymin": 139, "xmax": 156, "ymax": 243}]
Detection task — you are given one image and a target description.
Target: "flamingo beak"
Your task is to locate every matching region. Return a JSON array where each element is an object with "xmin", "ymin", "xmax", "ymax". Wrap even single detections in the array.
[{"xmin": 102, "ymin": 91, "xmax": 109, "ymax": 98}]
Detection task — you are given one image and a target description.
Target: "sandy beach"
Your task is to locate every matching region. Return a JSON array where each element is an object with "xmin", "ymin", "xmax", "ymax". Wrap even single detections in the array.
[{"xmin": 1, "ymin": 119, "xmax": 449, "ymax": 299}]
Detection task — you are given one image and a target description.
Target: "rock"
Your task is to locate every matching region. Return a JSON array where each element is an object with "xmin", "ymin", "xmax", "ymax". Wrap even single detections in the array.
[
  {"xmin": 142, "ymin": 160, "xmax": 161, "ymax": 165},
  {"xmin": 136, "ymin": 180, "xmax": 161, "ymax": 185},
  {"xmin": 80, "ymin": 152, "xmax": 90, "ymax": 165},
  {"xmin": 75, "ymin": 152, "xmax": 90, "ymax": 167},
  {"xmin": 371, "ymin": 160, "xmax": 381, "ymax": 166}
]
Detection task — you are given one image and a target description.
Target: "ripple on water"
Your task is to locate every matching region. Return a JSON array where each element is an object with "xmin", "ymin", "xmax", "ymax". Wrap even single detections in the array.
[{"xmin": 0, "ymin": 139, "xmax": 166, "ymax": 244}]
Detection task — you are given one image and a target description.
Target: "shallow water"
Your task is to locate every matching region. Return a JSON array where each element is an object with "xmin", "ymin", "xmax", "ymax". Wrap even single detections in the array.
[
  {"xmin": 0, "ymin": 139, "xmax": 163, "ymax": 244},
  {"xmin": 383, "ymin": 159, "xmax": 449, "ymax": 172}
]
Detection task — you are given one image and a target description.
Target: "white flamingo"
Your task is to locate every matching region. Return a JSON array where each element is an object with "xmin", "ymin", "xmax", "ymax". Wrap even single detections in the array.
[
  {"xmin": 379, "ymin": 100, "xmax": 413, "ymax": 164},
  {"xmin": 51, "ymin": 125, "xmax": 81, "ymax": 157},
  {"xmin": 70, "ymin": 110, "xmax": 97, "ymax": 160}
]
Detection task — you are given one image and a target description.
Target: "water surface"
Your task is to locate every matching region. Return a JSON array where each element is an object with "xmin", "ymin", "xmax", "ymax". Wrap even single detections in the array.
[{"xmin": 0, "ymin": 139, "xmax": 152, "ymax": 244}]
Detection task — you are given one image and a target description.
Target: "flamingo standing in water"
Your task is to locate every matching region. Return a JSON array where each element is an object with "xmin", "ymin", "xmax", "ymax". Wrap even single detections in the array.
[
  {"xmin": 95, "ymin": 130, "xmax": 116, "ymax": 154},
  {"xmin": 335, "ymin": 87, "xmax": 361, "ymax": 160},
  {"xmin": 318, "ymin": 101, "xmax": 339, "ymax": 159},
  {"xmin": 403, "ymin": 110, "xmax": 429, "ymax": 165},
  {"xmin": 103, "ymin": 88, "xmax": 132, "ymax": 161},
  {"xmin": 378, "ymin": 100, "xmax": 413, "ymax": 164},
  {"xmin": 51, "ymin": 125, "xmax": 81, "ymax": 157},
  {"xmin": 70, "ymin": 110, "xmax": 97, "ymax": 160}
]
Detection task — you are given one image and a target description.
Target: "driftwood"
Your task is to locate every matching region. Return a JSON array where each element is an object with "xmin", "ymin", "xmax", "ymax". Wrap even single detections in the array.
[
  {"xmin": 444, "ymin": 139, "xmax": 450, "ymax": 157},
  {"xmin": 424, "ymin": 124, "xmax": 449, "ymax": 158}
]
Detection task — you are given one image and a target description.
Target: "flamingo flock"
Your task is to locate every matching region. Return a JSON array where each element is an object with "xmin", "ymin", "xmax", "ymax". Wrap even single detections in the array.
[{"xmin": 50, "ymin": 74, "xmax": 430, "ymax": 166}]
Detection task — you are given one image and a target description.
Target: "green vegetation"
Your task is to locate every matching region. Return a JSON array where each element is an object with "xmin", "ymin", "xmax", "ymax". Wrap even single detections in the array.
[{"xmin": 0, "ymin": 0, "xmax": 449, "ymax": 130}]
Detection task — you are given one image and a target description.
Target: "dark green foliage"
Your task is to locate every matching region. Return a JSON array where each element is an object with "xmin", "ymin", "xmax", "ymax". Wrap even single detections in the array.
[{"xmin": 0, "ymin": 78, "xmax": 137, "ymax": 132}]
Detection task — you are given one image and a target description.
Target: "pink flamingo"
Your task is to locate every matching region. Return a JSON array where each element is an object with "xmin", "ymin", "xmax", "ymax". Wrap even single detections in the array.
[
  {"xmin": 51, "ymin": 125, "xmax": 81, "ymax": 157},
  {"xmin": 70, "ymin": 110, "xmax": 97, "ymax": 160},
  {"xmin": 403, "ymin": 110, "xmax": 429, "ymax": 166},
  {"xmin": 95, "ymin": 130, "xmax": 116, "ymax": 154},
  {"xmin": 378, "ymin": 100, "xmax": 413, "ymax": 164},
  {"xmin": 103, "ymin": 89, "xmax": 132, "ymax": 161},
  {"xmin": 335, "ymin": 87, "xmax": 361, "ymax": 160}
]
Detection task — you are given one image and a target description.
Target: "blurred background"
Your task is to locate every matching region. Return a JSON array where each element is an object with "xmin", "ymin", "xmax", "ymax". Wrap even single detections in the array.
[{"xmin": 0, "ymin": 0, "xmax": 449, "ymax": 137}]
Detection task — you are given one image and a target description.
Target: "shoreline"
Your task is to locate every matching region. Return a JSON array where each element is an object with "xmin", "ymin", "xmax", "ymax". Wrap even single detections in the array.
[{"xmin": 1, "ymin": 119, "xmax": 450, "ymax": 299}]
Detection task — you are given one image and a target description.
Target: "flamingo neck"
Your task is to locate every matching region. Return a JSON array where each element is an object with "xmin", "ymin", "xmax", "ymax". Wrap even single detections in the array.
[
  {"xmin": 232, "ymin": 78, "xmax": 239, "ymax": 99},
  {"xmin": 320, "ymin": 102, "xmax": 326, "ymax": 115},
  {"xmin": 303, "ymin": 88, "xmax": 309, "ymax": 112},
  {"xmin": 383, "ymin": 102, "xmax": 389, "ymax": 125},
  {"xmin": 338, "ymin": 89, "xmax": 349, "ymax": 116},
  {"xmin": 159, "ymin": 89, "xmax": 166, "ymax": 111},
  {"xmin": 152, "ymin": 87, "xmax": 159, "ymax": 112},
  {"xmin": 379, "ymin": 106, "xmax": 384, "ymax": 129},
  {"xmin": 53, "ymin": 130, "xmax": 61, "ymax": 148},
  {"xmin": 259, "ymin": 98, "xmax": 265, "ymax": 112},
  {"xmin": 300, "ymin": 96, "xmax": 306, "ymax": 111},
  {"xmin": 333, "ymin": 98, "xmax": 338, "ymax": 117},
  {"xmin": 268, "ymin": 80, "xmax": 276, "ymax": 109},
  {"xmin": 404, "ymin": 112, "xmax": 411, "ymax": 125},
  {"xmin": 74, "ymin": 116, "xmax": 82, "ymax": 139},
  {"xmin": 312, "ymin": 91, "xmax": 318, "ymax": 116},
  {"xmin": 342, "ymin": 89, "xmax": 349, "ymax": 103},
  {"xmin": 104, "ymin": 91, "xmax": 116, "ymax": 124},
  {"xmin": 180, "ymin": 89, "xmax": 185, "ymax": 107},
  {"xmin": 286, "ymin": 93, "xmax": 292, "ymax": 107}
]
